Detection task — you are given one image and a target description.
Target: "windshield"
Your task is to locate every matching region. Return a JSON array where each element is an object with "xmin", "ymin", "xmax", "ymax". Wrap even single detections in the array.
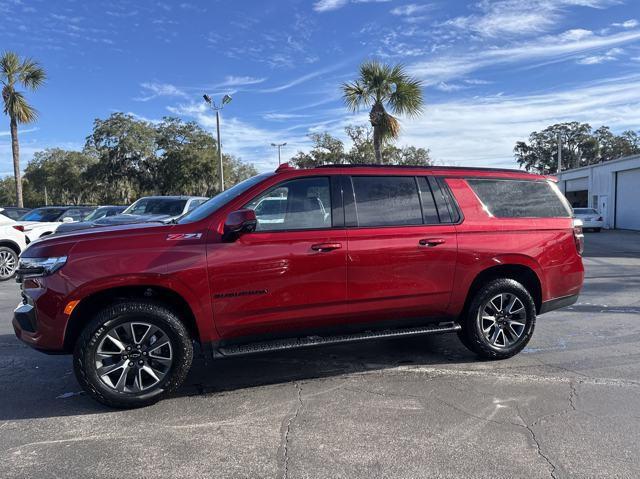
[
  {"xmin": 574, "ymin": 208, "xmax": 598, "ymax": 215},
  {"xmin": 84, "ymin": 207, "xmax": 109, "ymax": 221},
  {"xmin": 20, "ymin": 208, "xmax": 65, "ymax": 222},
  {"xmin": 123, "ymin": 198, "xmax": 187, "ymax": 217},
  {"xmin": 179, "ymin": 173, "xmax": 273, "ymax": 224}
]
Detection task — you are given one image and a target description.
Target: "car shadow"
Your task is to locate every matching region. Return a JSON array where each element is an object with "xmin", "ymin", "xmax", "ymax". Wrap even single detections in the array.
[{"xmin": 0, "ymin": 332, "xmax": 477, "ymax": 421}]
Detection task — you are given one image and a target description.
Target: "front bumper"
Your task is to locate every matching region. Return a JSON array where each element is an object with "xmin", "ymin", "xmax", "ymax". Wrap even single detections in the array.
[{"xmin": 14, "ymin": 303, "xmax": 37, "ymax": 333}]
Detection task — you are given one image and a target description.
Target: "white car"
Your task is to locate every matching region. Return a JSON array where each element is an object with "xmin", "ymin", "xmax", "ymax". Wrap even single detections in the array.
[
  {"xmin": 0, "ymin": 215, "xmax": 28, "ymax": 280},
  {"xmin": 17, "ymin": 206, "xmax": 95, "ymax": 242},
  {"xmin": 573, "ymin": 208, "xmax": 604, "ymax": 232}
]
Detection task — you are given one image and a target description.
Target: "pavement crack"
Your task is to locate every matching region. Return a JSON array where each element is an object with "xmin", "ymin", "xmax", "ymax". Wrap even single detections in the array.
[
  {"xmin": 523, "ymin": 420, "xmax": 558, "ymax": 479},
  {"xmin": 278, "ymin": 382, "xmax": 303, "ymax": 479},
  {"xmin": 569, "ymin": 381, "xmax": 578, "ymax": 412}
]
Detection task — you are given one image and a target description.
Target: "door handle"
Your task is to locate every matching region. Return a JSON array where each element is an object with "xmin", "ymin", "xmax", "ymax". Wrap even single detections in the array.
[
  {"xmin": 311, "ymin": 242, "xmax": 342, "ymax": 252},
  {"xmin": 419, "ymin": 238, "xmax": 446, "ymax": 247}
]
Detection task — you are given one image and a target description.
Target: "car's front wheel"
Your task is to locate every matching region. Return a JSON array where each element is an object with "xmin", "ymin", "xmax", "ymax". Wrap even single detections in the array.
[
  {"xmin": 74, "ymin": 301, "xmax": 193, "ymax": 408},
  {"xmin": 458, "ymin": 279, "xmax": 536, "ymax": 359}
]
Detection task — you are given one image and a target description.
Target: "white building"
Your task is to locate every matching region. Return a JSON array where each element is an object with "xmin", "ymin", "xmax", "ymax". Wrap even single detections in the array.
[{"xmin": 557, "ymin": 154, "xmax": 640, "ymax": 231}]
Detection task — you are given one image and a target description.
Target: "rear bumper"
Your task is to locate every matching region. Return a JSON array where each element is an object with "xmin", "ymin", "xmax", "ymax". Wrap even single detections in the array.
[{"xmin": 539, "ymin": 293, "xmax": 579, "ymax": 314}]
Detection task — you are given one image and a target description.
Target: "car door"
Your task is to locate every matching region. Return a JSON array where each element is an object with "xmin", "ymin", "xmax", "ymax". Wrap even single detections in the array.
[
  {"xmin": 207, "ymin": 176, "xmax": 348, "ymax": 339},
  {"xmin": 345, "ymin": 175, "xmax": 458, "ymax": 323}
]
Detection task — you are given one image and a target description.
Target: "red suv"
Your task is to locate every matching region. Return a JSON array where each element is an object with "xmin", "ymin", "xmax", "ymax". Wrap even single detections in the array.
[{"xmin": 13, "ymin": 164, "xmax": 584, "ymax": 408}]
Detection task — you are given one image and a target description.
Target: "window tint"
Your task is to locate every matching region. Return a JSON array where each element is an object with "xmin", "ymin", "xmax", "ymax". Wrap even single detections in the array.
[
  {"xmin": 64, "ymin": 209, "xmax": 84, "ymax": 221},
  {"xmin": 352, "ymin": 176, "xmax": 422, "ymax": 227},
  {"xmin": 245, "ymin": 177, "xmax": 332, "ymax": 231},
  {"xmin": 20, "ymin": 208, "xmax": 65, "ymax": 222},
  {"xmin": 467, "ymin": 179, "xmax": 572, "ymax": 218},
  {"xmin": 416, "ymin": 177, "xmax": 440, "ymax": 224}
]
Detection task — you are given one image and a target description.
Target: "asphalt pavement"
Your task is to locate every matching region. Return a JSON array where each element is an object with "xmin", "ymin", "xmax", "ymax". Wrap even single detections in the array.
[{"xmin": 1, "ymin": 230, "xmax": 639, "ymax": 478}]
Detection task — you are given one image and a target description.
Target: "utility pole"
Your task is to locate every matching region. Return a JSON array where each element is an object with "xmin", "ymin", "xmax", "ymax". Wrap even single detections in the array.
[
  {"xmin": 203, "ymin": 93, "xmax": 233, "ymax": 192},
  {"xmin": 557, "ymin": 132, "xmax": 562, "ymax": 173},
  {"xmin": 44, "ymin": 185, "xmax": 48, "ymax": 206},
  {"xmin": 271, "ymin": 142, "xmax": 287, "ymax": 165}
]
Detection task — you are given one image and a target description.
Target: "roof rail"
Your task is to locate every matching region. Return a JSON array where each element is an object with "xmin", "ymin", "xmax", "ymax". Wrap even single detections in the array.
[{"xmin": 313, "ymin": 164, "xmax": 528, "ymax": 174}]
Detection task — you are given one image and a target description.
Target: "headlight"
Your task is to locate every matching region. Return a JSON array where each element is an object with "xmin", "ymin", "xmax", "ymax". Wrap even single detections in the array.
[{"xmin": 17, "ymin": 256, "xmax": 67, "ymax": 278}]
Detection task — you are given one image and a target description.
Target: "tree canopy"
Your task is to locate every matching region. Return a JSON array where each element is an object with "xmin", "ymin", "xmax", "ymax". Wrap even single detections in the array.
[
  {"xmin": 290, "ymin": 125, "xmax": 432, "ymax": 168},
  {"xmin": 342, "ymin": 61, "xmax": 423, "ymax": 163},
  {"xmin": 0, "ymin": 113, "xmax": 257, "ymax": 207},
  {"xmin": 515, "ymin": 122, "xmax": 640, "ymax": 173}
]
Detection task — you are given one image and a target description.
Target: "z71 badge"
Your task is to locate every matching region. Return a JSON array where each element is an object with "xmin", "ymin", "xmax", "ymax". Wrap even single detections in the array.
[{"xmin": 166, "ymin": 233, "xmax": 203, "ymax": 241}]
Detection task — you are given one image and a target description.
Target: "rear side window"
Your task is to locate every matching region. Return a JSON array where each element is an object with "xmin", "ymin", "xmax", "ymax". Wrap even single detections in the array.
[
  {"xmin": 467, "ymin": 179, "xmax": 571, "ymax": 218},
  {"xmin": 352, "ymin": 176, "xmax": 422, "ymax": 227}
]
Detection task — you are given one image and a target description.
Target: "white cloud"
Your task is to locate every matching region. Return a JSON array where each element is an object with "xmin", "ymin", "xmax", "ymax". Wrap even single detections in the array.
[
  {"xmin": 257, "ymin": 62, "xmax": 347, "ymax": 93},
  {"xmin": 399, "ymin": 75, "xmax": 640, "ymax": 168},
  {"xmin": 390, "ymin": 3, "xmax": 433, "ymax": 16},
  {"xmin": 443, "ymin": 0, "xmax": 622, "ymax": 38},
  {"xmin": 612, "ymin": 19, "xmax": 639, "ymax": 28},
  {"xmin": 409, "ymin": 30, "xmax": 640, "ymax": 84},
  {"xmin": 263, "ymin": 113, "xmax": 310, "ymax": 121},
  {"xmin": 0, "ymin": 127, "xmax": 38, "ymax": 137},
  {"xmin": 219, "ymin": 76, "xmax": 266, "ymax": 87},
  {"xmin": 313, "ymin": 0, "xmax": 390, "ymax": 12},
  {"xmin": 313, "ymin": 0, "xmax": 348, "ymax": 11},
  {"xmin": 576, "ymin": 47, "xmax": 624, "ymax": 64},
  {"xmin": 134, "ymin": 82, "xmax": 188, "ymax": 101},
  {"xmin": 434, "ymin": 82, "xmax": 467, "ymax": 92}
]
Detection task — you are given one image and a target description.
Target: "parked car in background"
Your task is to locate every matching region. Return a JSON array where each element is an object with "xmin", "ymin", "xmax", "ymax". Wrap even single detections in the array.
[
  {"xmin": 572, "ymin": 208, "xmax": 604, "ymax": 232},
  {"xmin": 0, "ymin": 214, "xmax": 27, "ymax": 280},
  {"xmin": 0, "ymin": 207, "xmax": 31, "ymax": 220},
  {"xmin": 14, "ymin": 164, "xmax": 584, "ymax": 408},
  {"xmin": 54, "ymin": 196, "xmax": 208, "ymax": 235},
  {"xmin": 56, "ymin": 206, "xmax": 126, "ymax": 234},
  {"xmin": 17, "ymin": 206, "xmax": 96, "ymax": 242}
]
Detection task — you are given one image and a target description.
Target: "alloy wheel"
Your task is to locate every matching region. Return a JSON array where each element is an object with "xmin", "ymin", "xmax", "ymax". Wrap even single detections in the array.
[
  {"xmin": 0, "ymin": 250, "xmax": 17, "ymax": 279},
  {"xmin": 95, "ymin": 321, "xmax": 173, "ymax": 393},
  {"xmin": 477, "ymin": 293, "xmax": 527, "ymax": 349}
]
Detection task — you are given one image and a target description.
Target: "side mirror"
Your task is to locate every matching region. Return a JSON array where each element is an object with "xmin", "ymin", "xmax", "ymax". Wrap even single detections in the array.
[
  {"xmin": 62, "ymin": 217, "xmax": 74, "ymax": 223},
  {"xmin": 223, "ymin": 209, "xmax": 257, "ymax": 241}
]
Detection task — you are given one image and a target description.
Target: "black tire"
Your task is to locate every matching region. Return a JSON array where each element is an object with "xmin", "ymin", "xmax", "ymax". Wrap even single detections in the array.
[
  {"xmin": 0, "ymin": 246, "xmax": 19, "ymax": 281},
  {"xmin": 593, "ymin": 228, "xmax": 601, "ymax": 233},
  {"xmin": 458, "ymin": 279, "xmax": 536, "ymax": 360},
  {"xmin": 74, "ymin": 301, "xmax": 193, "ymax": 408}
]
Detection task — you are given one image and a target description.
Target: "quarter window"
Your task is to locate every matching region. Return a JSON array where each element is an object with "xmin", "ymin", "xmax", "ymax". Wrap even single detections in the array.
[
  {"xmin": 467, "ymin": 179, "xmax": 572, "ymax": 218},
  {"xmin": 416, "ymin": 177, "xmax": 440, "ymax": 224},
  {"xmin": 245, "ymin": 177, "xmax": 332, "ymax": 231},
  {"xmin": 352, "ymin": 176, "xmax": 423, "ymax": 227}
]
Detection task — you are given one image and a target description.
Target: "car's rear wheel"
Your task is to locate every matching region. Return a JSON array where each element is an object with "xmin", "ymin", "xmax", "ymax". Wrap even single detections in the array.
[
  {"xmin": 74, "ymin": 301, "xmax": 193, "ymax": 408},
  {"xmin": 0, "ymin": 246, "xmax": 19, "ymax": 281},
  {"xmin": 458, "ymin": 279, "xmax": 536, "ymax": 359}
]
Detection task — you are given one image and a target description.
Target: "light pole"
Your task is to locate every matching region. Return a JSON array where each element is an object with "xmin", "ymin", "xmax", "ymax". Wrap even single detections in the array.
[
  {"xmin": 271, "ymin": 142, "xmax": 287, "ymax": 165},
  {"xmin": 203, "ymin": 93, "xmax": 232, "ymax": 192}
]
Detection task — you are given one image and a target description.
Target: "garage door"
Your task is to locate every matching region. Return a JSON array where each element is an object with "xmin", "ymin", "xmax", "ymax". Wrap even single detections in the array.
[
  {"xmin": 565, "ymin": 177, "xmax": 588, "ymax": 192},
  {"xmin": 616, "ymin": 168, "xmax": 640, "ymax": 231}
]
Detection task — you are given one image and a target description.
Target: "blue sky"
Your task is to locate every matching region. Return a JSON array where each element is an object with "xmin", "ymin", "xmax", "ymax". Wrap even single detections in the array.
[{"xmin": 1, "ymin": 0, "xmax": 640, "ymax": 175}]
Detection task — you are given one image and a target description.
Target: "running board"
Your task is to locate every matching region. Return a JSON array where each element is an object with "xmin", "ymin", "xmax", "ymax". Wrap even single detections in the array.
[{"xmin": 216, "ymin": 322, "xmax": 461, "ymax": 358}]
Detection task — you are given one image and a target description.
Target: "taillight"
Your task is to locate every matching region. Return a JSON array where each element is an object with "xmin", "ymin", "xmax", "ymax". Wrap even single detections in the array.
[
  {"xmin": 573, "ymin": 220, "xmax": 584, "ymax": 256},
  {"xmin": 12, "ymin": 225, "xmax": 24, "ymax": 232}
]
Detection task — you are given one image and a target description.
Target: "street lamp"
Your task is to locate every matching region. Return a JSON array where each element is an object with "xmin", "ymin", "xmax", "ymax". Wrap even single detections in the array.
[
  {"xmin": 203, "ymin": 93, "xmax": 232, "ymax": 192},
  {"xmin": 271, "ymin": 142, "xmax": 287, "ymax": 165}
]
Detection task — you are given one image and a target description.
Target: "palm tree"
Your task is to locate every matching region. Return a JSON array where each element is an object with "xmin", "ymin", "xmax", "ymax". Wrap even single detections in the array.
[
  {"xmin": 1, "ymin": 52, "xmax": 46, "ymax": 207},
  {"xmin": 342, "ymin": 61, "xmax": 423, "ymax": 163}
]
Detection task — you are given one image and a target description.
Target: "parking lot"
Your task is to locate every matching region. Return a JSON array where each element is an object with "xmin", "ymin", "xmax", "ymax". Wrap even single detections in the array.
[{"xmin": 0, "ymin": 230, "xmax": 639, "ymax": 478}]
